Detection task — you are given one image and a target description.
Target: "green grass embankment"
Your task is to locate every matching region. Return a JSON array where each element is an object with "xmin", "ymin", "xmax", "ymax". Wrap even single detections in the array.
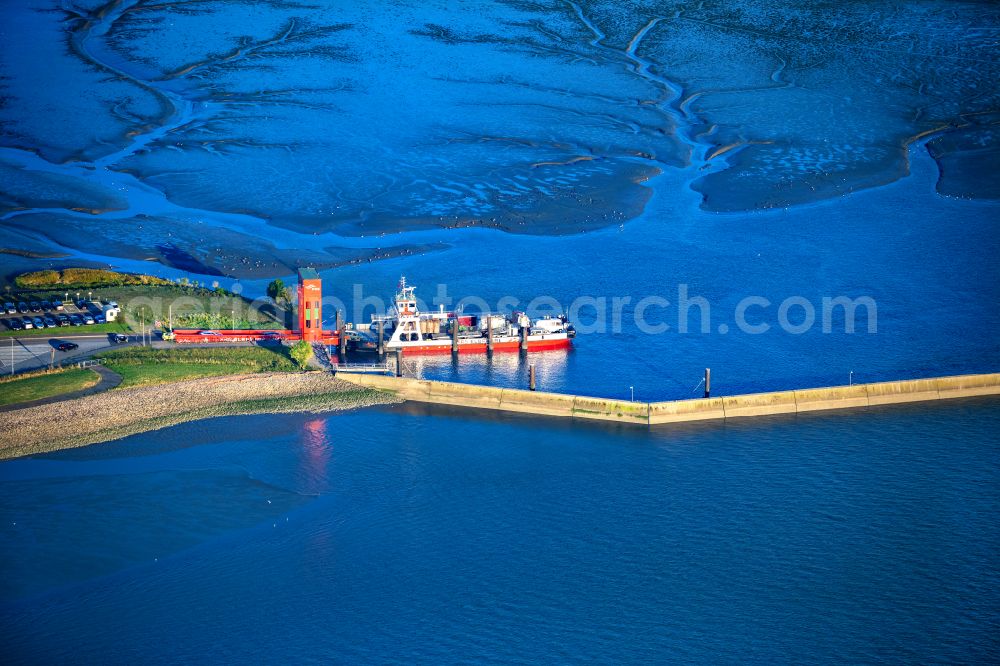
[
  {"xmin": 96, "ymin": 346, "xmax": 299, "ymax": 388},
  {"xmin": 0, "ymin": 368, "xmax": 101, "ymax": 406}
]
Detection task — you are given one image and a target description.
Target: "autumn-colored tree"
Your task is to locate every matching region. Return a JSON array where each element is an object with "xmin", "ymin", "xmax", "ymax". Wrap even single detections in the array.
[{"xmin": 289, "ymin": 340, "xmax": 313, "ymax": 370}]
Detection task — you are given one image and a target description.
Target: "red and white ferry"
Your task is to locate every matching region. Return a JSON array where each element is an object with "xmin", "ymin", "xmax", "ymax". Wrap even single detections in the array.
[{"xmin": 369, "ymin": 277, "xmax": 575, "ymax": 354}]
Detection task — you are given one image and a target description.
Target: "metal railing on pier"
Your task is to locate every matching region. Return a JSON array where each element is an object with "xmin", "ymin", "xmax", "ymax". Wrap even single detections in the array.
[{"xmin": 335, "ymin": 362, "xmax": 392, "ymax": 375}]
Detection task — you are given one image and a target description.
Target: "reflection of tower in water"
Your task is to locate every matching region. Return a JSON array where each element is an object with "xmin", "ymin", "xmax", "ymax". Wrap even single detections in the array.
[{"xmin": 298, "ymin": 417, "xmax": 331, "ymax": 494}]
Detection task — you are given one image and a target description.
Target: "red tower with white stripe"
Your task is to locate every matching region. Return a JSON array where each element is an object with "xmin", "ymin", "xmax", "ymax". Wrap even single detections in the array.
[{"xmin": 297, "ymin": 267, "xmax": 322, "ymax": 343}]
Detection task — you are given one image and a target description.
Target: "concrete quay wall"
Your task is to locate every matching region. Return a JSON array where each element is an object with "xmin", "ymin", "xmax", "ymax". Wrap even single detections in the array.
[{"xmin": 339, "ymin": 373, "xmax": 1000, "ymax": 426}]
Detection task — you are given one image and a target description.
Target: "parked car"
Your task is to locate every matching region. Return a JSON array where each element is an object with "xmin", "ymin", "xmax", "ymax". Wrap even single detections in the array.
[
  {"xmin": 9, "ymin": 318, "xmax": 23, "ymax": 331},
  {"xmin": 94, "ymin": 314, "xmax": 106, "ymax": 324},
  {"xmin": 76, "ymin": 300, "xmax": 89, "ymax": 310},
  {"xmin": 57, "ymin": 314, "xmax": 70, "ymax": 326},
  {"xmin": 43, "ymin": 316, "xmax": 57, "ymax": 328},
  {"xmin": 52, "ymin": 300, "xmax": 64, "ymax": 311},
  {"xmin": 22, "ymin": 317, "xmax": 33, "ymax": 329},
  {"xmin": 69, "ymin": 314, "xmax": 83, "ymax": 326},
  {"xmin": 32, "ymin": 317, "xmax": 46, "ymax": 329},
  {"xmin": 40, "ymin": 300, "xmax": 52, "ymax": 310},
  {"xmin": 29, "ymin": 301, "xmax": 41, "ymax": 312},
  {"xmin": 18, "ymin": 302, "xmax": 28, "ymax": 313},
  {"xmin": 81, "ymin": 313, "xmax": 95, "ymax": 325},
  {"xmin": 56, "ymin": 341, "xmax": 79, "ymax": 352},
  {"xmin": 4, "ymin": 302, "xmax": 14, "ymax": 314}
]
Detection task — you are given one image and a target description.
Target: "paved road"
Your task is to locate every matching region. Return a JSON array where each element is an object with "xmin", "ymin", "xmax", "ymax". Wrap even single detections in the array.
[
  {"xmin": 0, "ymin": 366, "xmax": 123, "ymax": 413},
  {"xmin": 0, "ymin": 334, "xmax": 297, "ymax": 375},
  {"xmin": 0, "ymin": 334, "xmax": 139, "ymax": 375}
]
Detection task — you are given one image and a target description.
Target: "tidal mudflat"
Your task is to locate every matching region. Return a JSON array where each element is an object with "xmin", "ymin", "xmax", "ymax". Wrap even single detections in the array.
[{"xmin": 2, "ymin": 0, "xmax": 997, "ymax": 279}]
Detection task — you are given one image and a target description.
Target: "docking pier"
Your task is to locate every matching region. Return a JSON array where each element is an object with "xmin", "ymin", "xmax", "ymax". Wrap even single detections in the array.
[{"xmin": 338, "ymin": 372, "xmax": 1000, "ymax": 426}]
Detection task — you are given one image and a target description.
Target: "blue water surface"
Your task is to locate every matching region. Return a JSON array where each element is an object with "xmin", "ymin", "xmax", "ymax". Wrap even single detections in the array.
[
  {"xmin": 1, "ymin": 0, "xmax": 997, "ymax": 400},
  {"xmin": 318, "ymin": 141, "xmax": 1000, "ymax": 400},
  {"xmin": 1, "ymin": 1, "xmax": 999, "ymax": 661},
  {"xmin": 1, "ymin": 399, "xmax": 998, "ymax": 663}
]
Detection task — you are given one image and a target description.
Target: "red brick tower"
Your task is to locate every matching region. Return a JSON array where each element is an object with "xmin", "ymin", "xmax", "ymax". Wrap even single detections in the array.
[{"xmin": 297, "ymin": 267, "xmax": 322, "ymax": 342}]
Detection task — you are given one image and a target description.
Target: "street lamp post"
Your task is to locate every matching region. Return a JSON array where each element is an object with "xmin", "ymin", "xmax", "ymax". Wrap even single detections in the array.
[{"xmin": 630, "ymin": 386, "xmax": 634, "ymax": 402}]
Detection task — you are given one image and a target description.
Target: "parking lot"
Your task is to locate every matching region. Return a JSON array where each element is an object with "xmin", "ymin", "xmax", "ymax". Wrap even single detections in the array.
[
  {"xmin": 1, "ymin": 294, "xmax": 123, "ymax": 333},
  {"xmin": 0, "ymin": 293, "xmax": 132, "ymax": 373},
  {"xmin": 0, "ymin": 334, "xmax": 134, "ymax": 374}
]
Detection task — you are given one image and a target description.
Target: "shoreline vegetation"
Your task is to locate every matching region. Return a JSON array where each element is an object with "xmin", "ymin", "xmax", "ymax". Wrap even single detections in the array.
[
  {"xmin": 13, "ymin": 268, "xmax": 173, "ymax": 288},
  {"xmin": 0, "ymin": 372, "xmax": 399, "ymax": 461}
]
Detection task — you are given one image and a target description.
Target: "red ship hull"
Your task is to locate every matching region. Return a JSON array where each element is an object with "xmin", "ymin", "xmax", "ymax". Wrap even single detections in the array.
[{"xmin": 387, "ymin": 338, "xmax": 572, "ymax": 355}]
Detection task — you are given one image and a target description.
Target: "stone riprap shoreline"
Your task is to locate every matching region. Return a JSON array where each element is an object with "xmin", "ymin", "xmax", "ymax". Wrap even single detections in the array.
[{"xmin": 0, "ymin": 372, "xmax": 399, "ymax": 460}]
